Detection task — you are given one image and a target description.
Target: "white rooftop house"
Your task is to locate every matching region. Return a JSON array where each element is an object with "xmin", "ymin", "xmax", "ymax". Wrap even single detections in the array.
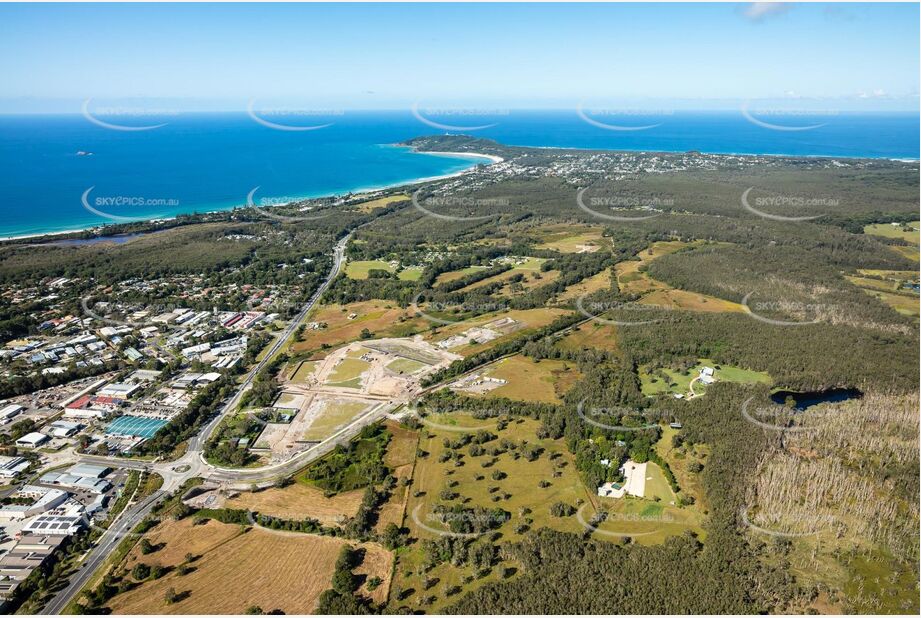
[
  {"xmin": 597, "ymin": 460, "xmax": 647, "ymax": 499},
  {"xmin": 15, "ymin": 432, "xmax": 49, "ymax": 448},
  {"xmin": 699, "ymin": 366, "xmax": 716, "ymax": 385}
]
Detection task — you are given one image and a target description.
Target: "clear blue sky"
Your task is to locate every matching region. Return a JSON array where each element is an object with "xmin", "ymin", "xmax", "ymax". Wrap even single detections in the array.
[{"xmin": 0, "ymin": 2, "xmax": 918, "ymax": 112}]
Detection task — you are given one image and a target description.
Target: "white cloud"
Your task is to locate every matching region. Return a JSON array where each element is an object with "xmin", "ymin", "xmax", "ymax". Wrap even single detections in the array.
[{"xmin": 742, "ymin": 2, "xmax": 791, "ymax": 22}]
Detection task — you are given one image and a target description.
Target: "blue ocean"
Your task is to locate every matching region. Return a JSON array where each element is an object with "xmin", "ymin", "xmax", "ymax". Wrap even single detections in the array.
[{"xmin": 0, "ymin": 110, "xmax": 917, "ymax": 239}]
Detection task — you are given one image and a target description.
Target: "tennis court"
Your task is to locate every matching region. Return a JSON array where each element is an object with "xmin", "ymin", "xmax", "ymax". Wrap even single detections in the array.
[{"xmin": 106, "ymin": 415, "xmax": 169, "ymax": 439}]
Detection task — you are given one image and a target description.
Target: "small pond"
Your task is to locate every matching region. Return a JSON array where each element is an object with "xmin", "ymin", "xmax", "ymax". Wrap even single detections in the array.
[{"xmin": 770, "ymin": 388, "xmax": 863, "ymax": 410}]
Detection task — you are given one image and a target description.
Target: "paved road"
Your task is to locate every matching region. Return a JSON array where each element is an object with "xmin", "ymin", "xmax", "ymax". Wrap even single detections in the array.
[
  {"xmin": 207, "ymin": 401, "xmax": 393, "ymax": 487},
  {"xmin": 190, "ymin": 232, "xmax": 350, "ymax": 453},
  {"xmin": 41, "ymin": 490, "xmax": 166, "ymax": 615}
]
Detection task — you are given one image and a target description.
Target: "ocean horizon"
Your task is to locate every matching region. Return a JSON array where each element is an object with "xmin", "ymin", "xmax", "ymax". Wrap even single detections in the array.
[{"xmin": 1, "ymin": 109, "xmax": 917, "ymax": 239}]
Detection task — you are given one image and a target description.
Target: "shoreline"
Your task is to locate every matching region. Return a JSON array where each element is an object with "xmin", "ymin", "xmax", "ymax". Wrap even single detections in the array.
[
  {"xmin": 0, "ymin": 150, "xmax": 503, "ymax": 243},
  {"xmin": 518, "ymin": 143, "xmax": 920, "ymax": 162},
  {"xmin": 1, "ymin": 142, "xmax": 915, "ymax": 242}
]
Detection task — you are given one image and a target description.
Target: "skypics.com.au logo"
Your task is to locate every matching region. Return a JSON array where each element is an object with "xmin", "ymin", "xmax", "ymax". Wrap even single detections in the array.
[
  {"xmin": 576, "ymin": 504, "xmax": 668, "ymax": 539},
  {"xmin": 575, "ymin": 293, "xmax": 672, "ymax": 327},
  {"xmin": 245, "ymin": 187, "xmax": 331, "ymax": 223},
  {"xmin": 576, "ymin": 103, "xmax": 673, "ymax": 132},
  {"xmin": 411, "ymin": 190, "xmax": 509, "ymax": 222},
  {"xmin": 740, "ymin": 101, "xmax": 838, "ymax": 132},
  {"xmin": 247, "ymin": 100, "xmax": 342, "ymax": 131},
  {"xmin": 576, "ymin": 187, "xmax": 669, "ymax": 222},
  {"xmin": 739, "ymin": 505, "xmax": 837, "ymax": 538},
  {"xmin": 82, "ymin": 98, "xmax": 180, "ymax": 131},
  {"xmin": 410, "ymin": 504, "xmax": 509, "ymax": 539},
  {"xmin": 575, "ymin": 399, "xmax": 665, "ymax": 433},
  {"xmin": 411, "ymin": 292, "xmax": 509, "ymax": 326},
  {"xmin": 741, "ymin": 292, "xmax": 829, "ymax": 326},
  {"xmin": 411, "ymin": 104, "xmax": 508, "ymax": 131},
  {"xmin": 80, "ymin": 187, "xmax": 178, "ymax": 223},
  {"xmin": 741, "ymin": 187, "xmax": 835, "ymax": 222}
]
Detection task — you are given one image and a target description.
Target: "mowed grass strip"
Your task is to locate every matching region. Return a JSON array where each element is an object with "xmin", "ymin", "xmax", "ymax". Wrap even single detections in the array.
[
  {"xmin": 656, "ymin": 425, "xmax": 709, "ymax": 511},
  {"xmin": 556, "ymin": 269, "xmax": 613, "ymax": 302},
  {"xmin": 397, "ymin": 266, "xmax": 423, "ymax": 281},
  {"xmin": 845, "ymin": 275, "xmax": 903, "ymax": 293},
  {"xmin": 887, "ymin": 244, "xmax": 920, "ymax": 262},
  {"xmin": 639, "ymin": 288, "xmax": 745, "ymax": 313},
  {"xmin": 434, "ymin": 265, "xmax": 488, "ymax": 285},
  {"xmin": 593, "ymin": 496, "xmax": 705, "ymax": 546},
  {"xmin": 465, "ymin": 269, "xmax": 562, "ymax": 297},
  {"xmin": 857, "ymin": 268, "xmax": 918, "ymax": 280},
  {"xmin": 643, "ymin": 462, "xmax": 677, "ymax": 503},
  {"xmin": 614, "ymin": 240, "xmax": 744, "ymax": 313}
]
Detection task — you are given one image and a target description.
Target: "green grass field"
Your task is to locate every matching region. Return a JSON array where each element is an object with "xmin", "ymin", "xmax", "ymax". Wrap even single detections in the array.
[
  {"xmin": 509, "ymin": 256, "xmax": 548, "ymax": 271},
  {"xmin": 846, "ymin": 272, "xmax": 919, "ymax": 317},
  {"xmin": 857, "ymin": 268, "xmax": 919, "ymax": 281},
  {"xmin": 386, "ymin": 358, "xmax": 427, "ymax": 374},
  {"xmin": 288, "ymin": 360, "xmax": 318, "ymax": 384},
  {"xmin": 302, "ymin": 400, "xmax": 370, "ymax": 441},
  {"xmin": 324, "ymin": 358, "xmax": 370, "ymax": 388},
  {"xmin": 592, "ymin": 495, "xmax": 705, "ymax": 545},
  {"xmin": 861, "ymin": 289, "xmax": 920, "ymax": 317},
  {"xmin": 273, "ymin": 392, "xmax": 304, "ymax": 408},
  {"xmin": 643, "ymin": 462, "xmax": 677, "ymax": 503},
  {"xmin": 863, "ymin": 221, "xmax": 920, "ymax": 245},
  {"xmin": 397, "ymin": 266, "xmax": 423, "ymax": 281},
  {"xmin": 845, "ymin": 275, "xmax": 902, "ymax": 293},
  {"xmin": 345, "ymin": 260, "xmax": 395, "ymax": 279}
]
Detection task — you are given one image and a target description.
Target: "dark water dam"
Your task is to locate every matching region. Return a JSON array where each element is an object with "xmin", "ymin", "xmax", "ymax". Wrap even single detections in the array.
[{"xmin": 770, "ymin": 388, "xmax": 863, "ymax": 410}]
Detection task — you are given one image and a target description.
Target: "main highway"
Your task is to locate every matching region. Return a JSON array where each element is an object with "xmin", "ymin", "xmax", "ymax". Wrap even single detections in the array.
[{"xmin": 40, "ymin": 490, "xmax": 166, "ymax": 615}]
